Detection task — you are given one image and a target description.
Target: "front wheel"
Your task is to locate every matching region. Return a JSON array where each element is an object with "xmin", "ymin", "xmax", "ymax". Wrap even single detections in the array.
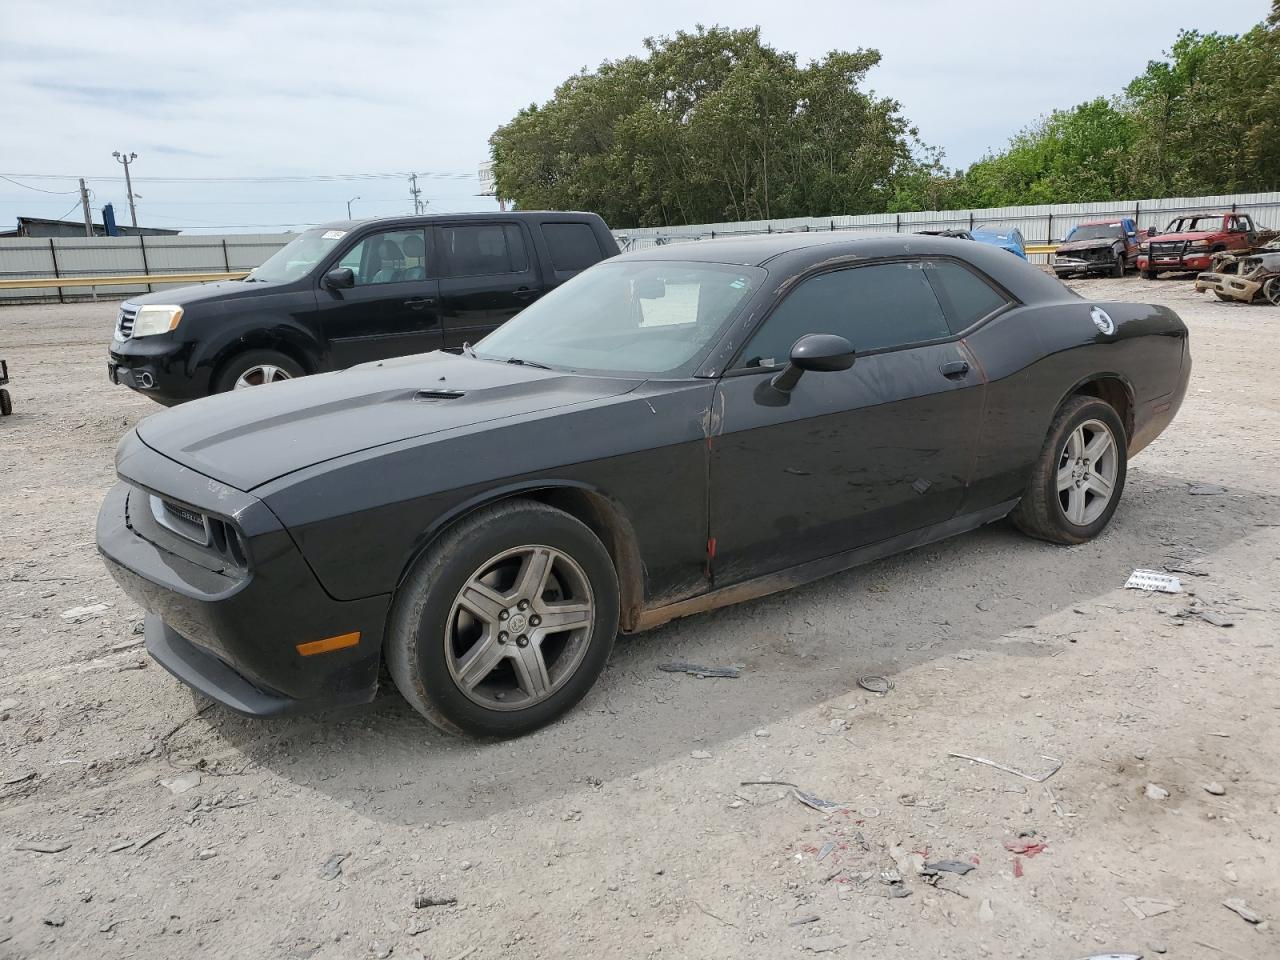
[
  {"xmin": 1112, "ymin": 255, "xmax": 1126, "ymax": 279},
  {"xmin": 1144, "ymin": 269, "xmax": 1159, "ymax": 280},
  {"xmin": 1011, "ymin": 396, "xmax": 1127, "ymax": 545},
  {"xmin": 386, "ymin": 500, "xmax": 619, "ymax": 737},
  {"xmin": 213, "ymin": 349, "xmax": 304, "ymax": 394}
]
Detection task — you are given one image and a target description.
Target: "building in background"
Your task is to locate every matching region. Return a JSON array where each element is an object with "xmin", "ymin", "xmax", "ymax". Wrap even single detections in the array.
[{"xmin": 0, "ymin": 216, "xmax": 179, "ymax": 239}]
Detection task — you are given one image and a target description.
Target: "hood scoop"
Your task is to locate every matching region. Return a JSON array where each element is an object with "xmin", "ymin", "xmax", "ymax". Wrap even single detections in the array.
[{"xmin": 415, "ymin": 388, "xmax": 466, "ymax": 402}]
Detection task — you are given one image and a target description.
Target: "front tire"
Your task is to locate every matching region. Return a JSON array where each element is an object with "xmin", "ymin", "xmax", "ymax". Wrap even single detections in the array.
[
  {"xmin": 212, "ymin": 349, "xmax": 304, "ymax": 394},
  {"xmin": 1144, "ymin": 269, "xmax": 1159, "ymax": 280},
  {"xmin": 1011, "ymin": 396, "xmax": 1127, "ymax": 545},
  {"xmin": 387, "ymin": 499, "xmax": 619, "ymax": 737},
  {"xmin": 1112, "ymin": 255, "xmax": 1126, "ymax": 278}
]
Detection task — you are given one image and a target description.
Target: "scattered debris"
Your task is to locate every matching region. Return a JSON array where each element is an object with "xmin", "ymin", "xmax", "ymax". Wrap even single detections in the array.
[
  {"xmin": 1222, "ymin": 898, "xmax": 1263, "ymax": 924},
  {"xmin": 1003, "ymin": 838, "xmax": 1048, "ymax": 857},
  {"xmin": 857, "ymin": 675, "xmax": 892, "ymax": 694},
  {"xmin": 60, "ymin": 602, "xmax": 111, "ymax": 622},
  {"xmin": 370, "ymin": 941, "xmax": 392, "ymax": 959},
  {"xmin": 99, "ymin": 919, "xmax": 125, "ymax": 934},
  {"xmin": 197, "ymin": 848, "xmax": 217, "ymax": 860},
  {"xmin": 42, "ymin": 916, "xmax": 65, "ymax": 928},
  {"xmin": 2, "ymin": 771, "xmax": 36, "ymax": 786},
  {"xmin": 1187, "ymin": 483, "xmax": 1228, "ymax": 496},
  {"xmin": 691, "ymin": 899, "xmax": 737, "ymax": 927},
  {"xmin": 1077, "ymin": 954, "xmax": 1142, "ymax": 960},
  {"xmin": 801, "ymin": 936, "xmax": 848, "ymax": 953},
  {"xmin": 754, "ymin": 729, "xmax": 770, "ymax": 738},
  {"xmin": 15, "ymin": 840, "xmax": 71, "ymax": 854},
  {"xmin": 1144, "ymin": 783, "xmax": 1170, "ymax": 801},
  {"xmin": 134, "ymin": 830, "xmax": 166, "ymax": 853},
  {"xmin": 160, "ymin": 772, "xmax": 202, "ymax": 795},
  {"xmin": 948, "ymin": 752, "xmax": 1063, "ymax": 783},
  {"xmin": 978, "ymin": 898, "xmax": 995, "ymax": 922},
  {"xmin": 321, "ymin": 852, "xmax": 349, "ymax": 881},
  {"xmin": 1125, "ymin": 570, "xmax": 1182, "ymax": 594},
  {"xmin": 0, "ymin": 698, "xmax": 18, "ymax": 712},
  {"xmin": 657, "ymin": 661, "xmax": 740, "ymax": 679},
  {"xmin": 690, "ymin": 750, "xmax": 713, "ymax": 760},
  {"xmin": 816, "ymin": 841, "xmax": 837, "ymax": 862},
  {"xmin": 413, "ymin": 895, "xmax": 457, "ymax": 909},
  {"xmin": 1204, "ymin": 781, "xmax": 1227, "ymax": 796},
  {"xmin": 1198, "ymin": 610, "xmax": 1234, "ymax": 628},
  {"xmin": 1123, "ymin": 897, "xmax": 1179, "ymax": 919},
  {"xmin": 924, "ymin": 859, "xmax": 975, "ymax": 876},
  {"xmin": 789, "ymin": 915, "xmax": 820, "ymax": 926}
]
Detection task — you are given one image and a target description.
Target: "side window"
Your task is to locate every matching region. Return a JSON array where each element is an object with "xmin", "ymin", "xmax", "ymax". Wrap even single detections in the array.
[
  {"xmin": 338, "ymin": 229, "xmax": 429, "ymax": 286},
  {"xmin": 439, "ymin": 224, "xmax": 519, "ymax": 277},
  {"xmin": 542, "ymin": 222, "xmax": 604, "ymax": 273},
  {"xmin": 505, "ymin": 225, "xmax": 529, "ymax": 272},
  {"xmin": 737, "ymin": 261, "xmax": 949, "ymax": 368},
  {"xmin": 925, "ymin": 260, "xmax": 1011, "ymax": 334}
]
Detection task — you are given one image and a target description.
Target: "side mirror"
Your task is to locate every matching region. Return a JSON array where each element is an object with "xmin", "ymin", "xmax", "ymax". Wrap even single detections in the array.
[
  {"xmin": 324, "ymin": 267, "xmax": 355, "ymax": 290},
  {"xmin": 1146, "ymin": 226, "xmax": 1157, "ymax": 238},
  {"xmin": 772, "ymin": 334, "xmax": 855, "ymax": 392}
]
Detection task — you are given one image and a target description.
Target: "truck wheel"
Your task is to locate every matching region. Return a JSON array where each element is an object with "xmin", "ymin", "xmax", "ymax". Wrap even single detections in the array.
[
  {"xmin": 1144, "ymin": 269, "xmax": 1159, "ymax": 280},
  {"xmin": 1011, "ymin": 396, "xmax": 1127, "ymax": 546},
  {"xmin": 0, "ymin": 388, "xmax": 11, "ymax": 416},
  {"xmin": 1264, "ymin": 277, "xmax": 1280, "ymax": 307},
  {"xmin": 1112, "ymin": 256, "xmax": 1126, "ymax": 279},
  {"xmin": 213, "ymin": 350, "xmax": 304, "ymax": 393}
]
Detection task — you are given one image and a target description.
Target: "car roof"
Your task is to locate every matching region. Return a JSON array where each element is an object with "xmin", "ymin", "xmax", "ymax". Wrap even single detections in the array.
[
  {"xmin": 1077, "ymin": 219, "xmax": 1127, "ymax": 226},
  {"xmin": 611, "ymin": 231, "xmax": 1072, "ymax": 305},
  {"xmin": 313, "ymin": 210, "xmax": 604, "ymax": 231}
]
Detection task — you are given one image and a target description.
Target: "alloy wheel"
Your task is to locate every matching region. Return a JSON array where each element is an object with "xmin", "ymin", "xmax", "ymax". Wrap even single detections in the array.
[
  {"xmin": 1264, "ymin": 277, "xmax": 1280, "ymax": 307},
  {"xmin": 233, "ymin": 364, "xmax": 293, "ymax": 388},
  {"xmin": 445, "ymin": 545, "xmax": 595, "ymax": 711},
  {"xmin": 1056, "ymin": 418, "xmax": 1119, "ymax": 526}
]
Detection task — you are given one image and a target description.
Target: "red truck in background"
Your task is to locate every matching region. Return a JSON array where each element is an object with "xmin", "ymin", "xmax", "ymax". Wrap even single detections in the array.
[{"xmin": 1137, "ymin": 211, "xmax": 1259, "ymax": 278}]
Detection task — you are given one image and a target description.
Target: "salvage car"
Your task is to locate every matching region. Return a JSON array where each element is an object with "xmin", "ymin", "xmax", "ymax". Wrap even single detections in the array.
[
  {"xmin": 971, "ymin": 226, "xmax": 1027, "ymax": 260},
  {"xmin": 1194, "ymin": 246, "xmax": 1280, "ymax": 305},
  {"xmin": 107, "ymin": 211, "xmax": 620, "ymax": 405},
  {"xmin": 1136, "ymin": 211, "xmax": 1258, "ymax": 279},
  {"xmin": 97, "ymin": 233, "xmax": 1190, "ymax": 737},
  {"xmin": 1052, "ymin": 219, "xmax": 1141, "ymax": 278}
]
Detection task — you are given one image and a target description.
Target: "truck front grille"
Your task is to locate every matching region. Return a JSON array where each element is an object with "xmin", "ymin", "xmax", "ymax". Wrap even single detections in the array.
[{"xmin": 116, "ymin": 303, "xmax": 138, "ymax": 339}]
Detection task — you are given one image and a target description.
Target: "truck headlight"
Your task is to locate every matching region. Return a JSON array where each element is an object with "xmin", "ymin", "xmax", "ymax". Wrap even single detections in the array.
[
  {"xmin": 132, "ymin": 305, "xmax": 184, "ymax": 337},
  {"xmin": 1187, "ymin": 240, "xmax": 1211, "ymax": 250}
]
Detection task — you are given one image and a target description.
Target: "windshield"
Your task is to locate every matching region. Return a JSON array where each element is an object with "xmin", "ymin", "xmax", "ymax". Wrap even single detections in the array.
[
  {"xmin": 475, "ymin": 260, "xmax": 765, "ymax": 377},
  {"xmin": 248, "ymin": 227, "xmax": 351, "ymax": 282},
  {"xmin": 1066, "ymin": 224, "xmax": 1122, "ymax": 242},
  {"xmin": 1165, "ymin": 216, "xmax": 1220, "ymax": 234}
]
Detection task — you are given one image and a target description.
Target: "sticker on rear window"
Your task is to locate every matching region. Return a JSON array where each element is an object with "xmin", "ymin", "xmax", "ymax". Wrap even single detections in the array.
[
  {"xmin": 322, "ymin": 230, "xmax": 347, "ymax": 240},
  {"xmin": 729, "ymin": 278, "xmax": 746, "ymax": 289}
]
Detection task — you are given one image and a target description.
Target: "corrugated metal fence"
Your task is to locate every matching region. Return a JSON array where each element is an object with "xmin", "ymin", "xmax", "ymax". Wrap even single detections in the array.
[
  {"xmin": 3, "ymin": 190, "xmax": 1278, "ymax": 303},
  {"xmin": 0, "ymin": 234, "xmax": 295, "ymax": 304},
  {"xmin": 612, "ymin": 191, "xmax": 1280, "ymax": 264}
]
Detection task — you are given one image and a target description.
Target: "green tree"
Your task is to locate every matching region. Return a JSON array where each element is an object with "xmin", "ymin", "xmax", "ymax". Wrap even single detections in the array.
[{"xmin": 489, "ymin": 27, "xmax": 924, "ymax": 227}]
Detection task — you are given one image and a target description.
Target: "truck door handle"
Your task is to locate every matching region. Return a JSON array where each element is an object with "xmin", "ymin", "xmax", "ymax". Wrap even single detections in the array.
[
  {"xmin": 404, "ymin": 297, "xmax": 436, "ymax": 309},
  {"xmin": 512, "ymin": 286, "xmax": 538, "ymax": 300},
  {"xmin": 939, "ymin": 360, "xmax": 970, "ymax": 379}
]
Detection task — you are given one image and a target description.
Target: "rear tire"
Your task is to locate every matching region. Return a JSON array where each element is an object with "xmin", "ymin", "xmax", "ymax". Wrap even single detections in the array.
[
  {"xmin": 386, "ymin": 499, "xmax": 619, "ymax": 738},
  {"xmin": 212, "ymin": 349, "xmax": 304, "ymax": 394},
  {"xmin": 1011, "ymin": 396, "xmax": 1127, "ymax": 545}
]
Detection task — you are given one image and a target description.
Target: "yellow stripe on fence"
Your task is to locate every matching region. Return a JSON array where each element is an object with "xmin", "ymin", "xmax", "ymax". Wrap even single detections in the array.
[{"xmin": 0, "ymin": 271, "xmax": 249, "ymax": 290}]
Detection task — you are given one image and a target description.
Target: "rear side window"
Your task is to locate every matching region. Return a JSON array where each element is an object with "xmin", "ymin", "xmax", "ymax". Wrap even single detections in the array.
[
  {"xmin": 925, "ymin": 260, "xmax": 1010, "ymax": 333},
  {"xmin": 439, "ymin": 224, "xmax": 523, "ymax": 277},
  {"xmin": 542, "ymin": 222, "xmax": 605, "ymax": 273}
]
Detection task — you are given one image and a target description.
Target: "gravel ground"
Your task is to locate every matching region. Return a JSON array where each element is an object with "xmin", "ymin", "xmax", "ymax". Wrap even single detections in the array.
[{"xmin": 1, "ymin": 277, "xmax": 1277, "ymax": 960}]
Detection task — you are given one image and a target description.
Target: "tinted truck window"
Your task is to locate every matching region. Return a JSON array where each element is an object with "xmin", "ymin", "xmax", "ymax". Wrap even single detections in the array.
[
  {"xmin": 543, "ymin": 222, "xmax": 604, "ymax": 273},
  {"xmin": 440, "ymin": 224, "xmax": 520, "ymax": 277}
]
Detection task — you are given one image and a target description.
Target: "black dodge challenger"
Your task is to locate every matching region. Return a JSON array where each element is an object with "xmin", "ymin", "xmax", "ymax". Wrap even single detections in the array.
[{"xmin": 97, "ymin": 233, "xmax": 1190, "ymax": 737}]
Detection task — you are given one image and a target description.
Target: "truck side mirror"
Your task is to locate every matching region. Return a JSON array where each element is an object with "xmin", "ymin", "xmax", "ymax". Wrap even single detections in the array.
[
  {"xmin": 1146, "ymin": 227, "xmax": 1157, "ymax": 238},
  {"xmin": 324, "ymin": 267, "xmax": 356, "ymax": 290}
]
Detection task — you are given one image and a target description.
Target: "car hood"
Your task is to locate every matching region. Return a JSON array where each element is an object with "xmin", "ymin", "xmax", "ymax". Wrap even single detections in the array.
[
  {"xmin": 135, "ymin": 352, "xmax": 643, "ymax": 491},
  {"xmin": 1147, "ymin": 231, "xmax": 1217, "ymax": 244},
  {"xmin": 127, "ymin": 279, "xmax": 290, "ymax": 308},
  {"xmin": 1056, "ymin": 238, "xmax": 1118, "ymax": 255}
]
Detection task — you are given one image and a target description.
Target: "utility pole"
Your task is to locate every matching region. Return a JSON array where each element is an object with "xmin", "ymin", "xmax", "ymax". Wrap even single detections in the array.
[
  {"xmin": 112, "ymin": 151, "xmax": 139, "ymax": 227},
  {"xmin": 78, "ymin": 178, "xmax": 94, "ymax": 237},
  {"xmin": 408, "ymin": 173, "xmax": 425, "ymax": 215}
]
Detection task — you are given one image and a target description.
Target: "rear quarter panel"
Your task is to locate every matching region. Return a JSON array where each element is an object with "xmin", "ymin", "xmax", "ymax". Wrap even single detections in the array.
[{"xmin": 962, "ymin": 298, "xmax": 1187, "ymax": 512}]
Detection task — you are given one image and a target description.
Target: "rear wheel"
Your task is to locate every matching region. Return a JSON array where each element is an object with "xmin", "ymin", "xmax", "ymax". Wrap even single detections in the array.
[
  {"xmin": 1011, "ymin": 396, "xmax": 1127, "ymax": 545},
  {"xmin": 213, "ymin": 349, "xmax": 304, "ymax": 393},
  {"xmin": 387, "ymin": 500, "xmax": 619, "ymax": 737}
]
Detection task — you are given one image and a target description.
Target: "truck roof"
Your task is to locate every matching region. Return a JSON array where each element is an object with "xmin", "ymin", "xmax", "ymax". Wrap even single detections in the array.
[{"xmin": 314, "ymin": 210, "xmax": 607, "ymax": 231}]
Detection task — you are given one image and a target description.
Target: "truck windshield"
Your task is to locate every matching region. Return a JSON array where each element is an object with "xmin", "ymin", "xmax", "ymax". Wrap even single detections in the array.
[
  {"xmin": 1165, "ymin": 217, "xmax": 1220, "ymax": 234},
  {"xmin": 1066, "ymin": 225, "xmax": 1122, "ymax": 242},
  {"xmin": 248, "ymin": 228, "xmax": 350, "ymax": 283},
  {"xmin": 474, "ymin": 260, "xmax": 765, "ymax": 377}
]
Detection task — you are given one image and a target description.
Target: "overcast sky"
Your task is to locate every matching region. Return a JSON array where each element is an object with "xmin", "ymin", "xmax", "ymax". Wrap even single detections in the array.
[{"xmin": 0, "ymin": 0, "xmax": 1270, "ymax": 234}]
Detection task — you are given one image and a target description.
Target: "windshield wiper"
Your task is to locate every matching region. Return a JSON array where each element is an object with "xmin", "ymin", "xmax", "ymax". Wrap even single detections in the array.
[{"xmin": 505, "ymin": 356, "xmax": 553, "ymax": 370}]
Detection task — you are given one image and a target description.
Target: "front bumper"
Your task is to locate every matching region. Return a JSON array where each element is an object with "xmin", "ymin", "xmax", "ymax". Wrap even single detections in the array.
[
  {"xmin": 1053, "ymin": 258, "xmax": 1116, "ymax": 276},
  {"xmin": 1137, "ymin": 253, "xmax": 1213, "ymax": 274},
  {"xmin": 96, "ymin": 436, "xmax": 389, "ymax": 716},
  {"xmin": 1194, "ymin": 271, "xmax": 1262, "ymax": 303},
  {"xmin": 109, "ymin": 335, "xmax": 210, "ymax": 404}
]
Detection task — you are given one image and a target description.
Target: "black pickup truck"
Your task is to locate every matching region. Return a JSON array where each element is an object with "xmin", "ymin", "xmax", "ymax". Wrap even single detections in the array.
[{"xmin": 108, "ymin": 211, "xmax": 620, "ymax": 404}]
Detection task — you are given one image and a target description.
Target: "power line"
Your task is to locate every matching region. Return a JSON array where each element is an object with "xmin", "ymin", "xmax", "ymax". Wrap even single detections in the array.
[
  {"xmin": 0, "ymin": 171, "xmax": 478, "ymax": 184},
  {"xmin": 0, "ymin": 174, "xmax": 79, "ymax": 194}
]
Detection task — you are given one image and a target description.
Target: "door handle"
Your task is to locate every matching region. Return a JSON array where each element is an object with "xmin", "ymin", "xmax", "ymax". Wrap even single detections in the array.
[
  {"xmin": 939, "ymin": 360, "xmax": 970, "ymax": 379},
  {"xmin": 404, "ymin": 297, "xmax": 436, "ymax": 309},
  {"xmin": 512, "ymin": 286, "xmax": 538, "ymax": 300}
]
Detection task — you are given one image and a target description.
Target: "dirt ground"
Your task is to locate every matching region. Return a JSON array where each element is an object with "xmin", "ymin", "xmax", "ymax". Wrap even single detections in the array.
[{"xmin": 1, "ymin": 276, "xmax": 1277, "ymax": 960}]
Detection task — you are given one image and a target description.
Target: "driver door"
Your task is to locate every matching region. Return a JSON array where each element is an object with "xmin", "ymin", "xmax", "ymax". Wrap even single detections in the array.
[{"xmin": 708, "ymin": 259, "xmax": 988, "ymax": 586}]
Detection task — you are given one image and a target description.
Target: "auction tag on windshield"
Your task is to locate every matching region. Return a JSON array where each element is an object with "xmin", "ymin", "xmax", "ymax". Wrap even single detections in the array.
[{"xmin": 322, "ymin": 230, "xmax": 347, "ymax": 240}]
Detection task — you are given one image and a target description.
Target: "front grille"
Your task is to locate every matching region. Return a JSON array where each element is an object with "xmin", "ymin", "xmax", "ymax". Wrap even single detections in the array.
[
  {"xmin": 1151, "ymin": 241, "xmax": 1187, "ymax": 259},
  {"xmin": 116, "ymin": 303, "xmax": 138, "ymax": 339},
  {"xmin": 1081, "ymin": 248, "xmax": 1112, "ymax": 263}
]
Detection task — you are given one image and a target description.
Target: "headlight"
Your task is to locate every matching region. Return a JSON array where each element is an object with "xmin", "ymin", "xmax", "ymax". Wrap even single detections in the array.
[
  {"xmin": 1187, "ymin": 239, "xmax": 1211, "ymax": 250},
  {"xmin": 132, "ymin": 305, "xmax": 184, "ymax": 337},
  {"xmin": 1138, "ymin": 243, "xmax": 1150, "ymax": 253}
]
